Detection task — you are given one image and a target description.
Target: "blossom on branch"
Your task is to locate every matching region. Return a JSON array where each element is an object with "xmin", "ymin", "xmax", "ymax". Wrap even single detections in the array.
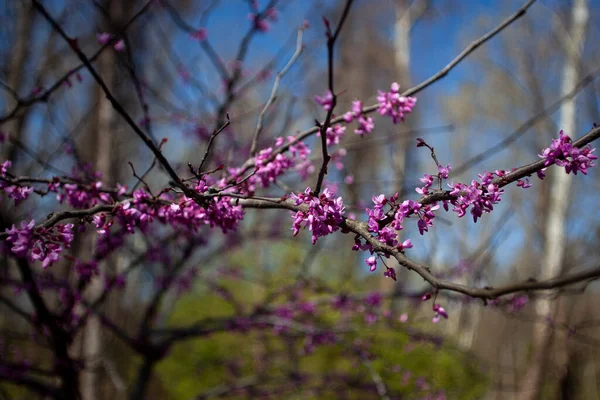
[
  {"xmin": 291, "ymin": 187, "xmax": 345, "ymax": 244},
  {"xmin": 539, "ymin": 130, "xmax": 596, "ymax": 175},
  {"xmin": 377, "ymin": 82, "xmax": 417, "ymax": 124},
  {"xmin": 314, "ymin": 90, "xmax": 334, "ymax": 111},
  {"xmin": 5, "ymin": 220, "xmax": 74, "ymax": 269}
]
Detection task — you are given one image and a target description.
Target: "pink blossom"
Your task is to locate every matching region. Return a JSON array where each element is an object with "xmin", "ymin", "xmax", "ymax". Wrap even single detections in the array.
[
  {"xmin": 96, "ymin": 32, "xmax": 112, "ymax": 45},
  {"xmin": 432, "ymin": 303, "xmax": 448, "ymax": 323},
  {"xmin": 113, "ymin": 39, "xmax": 125, "ymax": 52},
  {"xmin": 249, "ymin": 13, "xmax": 269, "ymax": 32},
  {"xmin": 539, "ymin": 130, "xmax": 596, "ymax": 175},
  {"xmin": 190, "ymin": 28, "xmax": 207, "ymax": 41},
  {"xmin": 314, "ymin": 90, "xmax": 334, "ymax": 111},
  {"xmin": 290, "ymin": 187, "xmax": 345, "ymax": 244},
  {"xmin": 316, "ymin": 123, "xmax": 345, "ymax": 146},
  {"xmin": 377, "ymin": 82, "xmax": 417, "ymax": 124},
  {"xmin": 1, "ymin": 160, "xmax": 11, "ymax": 176},
  {"xmin": 438, "ymin": 164, "xmax": 451, "ymax": 179},
  {"xmin": 365, "ymin": 256, "xmax": 377, "ymax": 272},
  {"xmin": 343, "ymin": 100, "xmax": 375, "ymax": 136},
  {"xmin": 384, "ymin": 267, "xmax": 397, "ymax": 281},
  {"xmin": 5, "ymin": 221, "xmax": 74, "ymax": 268}
]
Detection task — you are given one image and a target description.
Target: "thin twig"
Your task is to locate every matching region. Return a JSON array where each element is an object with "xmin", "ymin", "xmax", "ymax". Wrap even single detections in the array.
[
  {"xmin": 236, "ymin": 0, "xmax": 537, "ymax": 178},
  {"xmin": 314, "ymin": 0, "xmax": 355, "ymax": 194},
  {"xmin": 0, "ymin": 0, "xmax": 153, "ymax": 125},
  {"xmin": 32, "ymin": 0, "xmax": 182, "ymax": 186},
  {"xmin": 454, "ymin": 63, "xmax": 600, "ymax": 175},
  {"xmin": 250, "ymin": 28, "xmax": 304, "ymax": 156},
  {"xmin": 198, "ymin": 114, "xmax": 231, "ymax": 173}
]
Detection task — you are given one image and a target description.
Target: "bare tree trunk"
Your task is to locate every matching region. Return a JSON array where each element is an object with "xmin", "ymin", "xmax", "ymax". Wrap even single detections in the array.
[
  {"xmin": 80, "ymin": 3, "xmax": 121, "ymax": 398},
  {"xmin": 388, "ymin": 0, "xmax": 428, "ymax": 312},
  {"xmin": 520, "ymin": 1, "xmax": 589, "ymax": 398}
]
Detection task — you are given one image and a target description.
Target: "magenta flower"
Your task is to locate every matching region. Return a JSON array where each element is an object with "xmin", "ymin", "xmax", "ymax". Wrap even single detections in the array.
[
  {"xmin": 447, "ymin": 171, "xmax": 504, "ymax": 223},
  {"xmin": 354, "ymin": 115, "xmax": 374, "ymax": 136},
  {"xmin": 1, "ymin": 160, "xmax": 11, "ymax": 176},
  {"xmin": 113, "ymin": 39, "xmax": 125, "ymax": 52},
  {"xmin": 290, "ymin": 187, "xmax": 345, "ymax": 244},
  {"xmin": 377, "ymin": 82, "xmax": 416, "ymax": 124},
  {"xmin": 517, "ymin": 178, "xmax": 532, "ymax": 188},
  {"xmin": 343, "ymin": 100, "xmax": 375, "ymax": 136},
  {"xmin": 398, "ymin": 239, "xmax": 413, "ymax": 251},
  {"xmin": 539, "ymin": 130, "xmax": 596, "ymax": 175},
  {"xmin": 316, "ymin": 124, "xmax": 345, "ymax": 146},
  {"xmin": 96, "ymin": 32, "xmax": 112, "ymax": 45},
  {"xmin": 365, "ymin": 292, "xmax": 382, "ymax": 307},
  {"xmin": 190, "ymin": 28, "xmax": 207, "ymax": 41},
  {"xmin": 416, "ymin": 174, "xmax": 434, "ymax": 195},
  {"xmin": 372, "ymin": 194, "xmax": 387, "ymax": 208},
  {"xmin": 5, "ymin": 221, "xmax": 74, "ymax": 268},
  {"xmin": 384, "ymin": 267, "xmax": 397, "ymax": 281},
  {"xmin": 249, "ymin": 13, "xmax": 269, "ymax": 32},
  {"xmin": 438, "ymin": 164, "xmax": 451, "ymax": 179},
  {"xmin": 432, "ymin": 303, "xmax": 448, "ymax": 323},
  {"xmin": 3, "ymin": 185, "xmax": 33, "ymax": 205},
  {"xmin": 314, "ymin": 90, "xmax": 334, "ymax": 111},
  {"xmin": 365, "ymin": 256, "xmax": 377, "ymax": 272}
]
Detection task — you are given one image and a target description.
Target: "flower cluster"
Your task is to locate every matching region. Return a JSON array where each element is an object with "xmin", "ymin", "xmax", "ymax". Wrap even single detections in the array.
[
  {"xmin": 58, "ymin": 181, "xmax": 110, "ymax": 209},
  {"xmin": 377, "ymin": 82, "xmax": 417, "ymax": 124},
  {"xmin": 432, "ymin": 304, "xmax": 448, "ymax": 323},
  {"xmin": 1, "ymin": 161, "xmax": 33, "ymax": 205},
  {"xmin": 539, "ymin": 130, "xmax": 596, "ymax": 175},
  {"xmin": 416, "ymin": 173, "xmax": 434, "ymax": 195},
  {"xmin": 190, "ymin": 28, "xmax": 207, "ymax": 41},
  {"xmin": 364, "ymin": 193, "xmax": 416, "ymax": 251},
  {"xmin": 314, "ymin": 90, "xmax": 334, "ymax": 111},
  {"xmin": 92, "ymin": 187, "xmax": 244, "ymax": 251},
  {"xmin": 447, "ymin": 171, "xmax": 504, "ymax": 223},
  {"xmin": 291, "ymin": 187, "xmax": 345, "ymax": 244},
  {"xmin": 229, "ymin": 136, "xmax": 311, "ymax": 195},
  {"xmin": 249, "ymin": 7, "xmax": 278, "ymax": 32},
  {"xmin": 74, "ymin": 260, "xmax": 99, "ymax": 282},
  {"xmin": 1, "ymin": 160, "xmax": 10, "ymax": 176},
  {"xmin": 5, "ymin": 220, "xmax": 74, "ymax": 268},
  {"xmin": 253, "ymin": 147, "xmax": 294, "ymax": 187},
  {"xmin": 2, "ymin": 185, "xmax": 33, "ymax": 205},
  {"xmin": 343, "ymin": 100, "xmax": 375, "ymax": 136},
  {"xmin": 96, "ymin": 32, "xmax": 125, "ymax": 51},
  {"xmin": 317, "ymin": 124, "xmax": 346, "ymax": 146}
]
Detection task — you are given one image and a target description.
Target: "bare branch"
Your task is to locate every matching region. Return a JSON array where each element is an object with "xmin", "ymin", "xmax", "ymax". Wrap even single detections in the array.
[{"xmin": 250, "ymin": 28, "xmax": 304, "ymax": 156}]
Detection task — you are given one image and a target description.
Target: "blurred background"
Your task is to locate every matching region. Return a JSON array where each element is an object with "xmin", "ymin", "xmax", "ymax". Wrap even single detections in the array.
[{"xmin": 1, "ymin": 0, "xmax": 600, "ymax": 399}]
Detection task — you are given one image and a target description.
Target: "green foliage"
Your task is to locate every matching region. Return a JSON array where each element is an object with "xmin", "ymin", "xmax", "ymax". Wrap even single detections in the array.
[{"xmin": 154, "ymin": 240, "xmax": 489, "ymax": 399}]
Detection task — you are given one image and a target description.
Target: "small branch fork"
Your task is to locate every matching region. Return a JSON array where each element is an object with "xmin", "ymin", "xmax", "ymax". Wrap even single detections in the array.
[
  {"xmin": 32, "ymin": 0, "xmax": 182, "ymax": 186},
  {"xmin": 416, "ymin": 138, "xmax": 444, "ymax": 189},
  {"xmin": 197, "ymin": 114, "xmax": 231, "ymax": 174},
  {"xmin": 313, "ymin": 0, "xmax": 355, "ymax": 195},
  {"xmin": 0, "ymin": 1, "xmax": 154, "ymax": 126},
  {"xmin": 235, "ymin": 0, "xmax": 538, "ymax": 178},
  {"xmin": 249, "ymin": 27, "xmax": 305, "ymax": 156}
]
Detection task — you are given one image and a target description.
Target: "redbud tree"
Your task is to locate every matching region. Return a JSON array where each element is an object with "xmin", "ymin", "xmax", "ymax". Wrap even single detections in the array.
[{"xmin": 0, "ymin": 0, "xmax": 598, "ymax": 399}]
